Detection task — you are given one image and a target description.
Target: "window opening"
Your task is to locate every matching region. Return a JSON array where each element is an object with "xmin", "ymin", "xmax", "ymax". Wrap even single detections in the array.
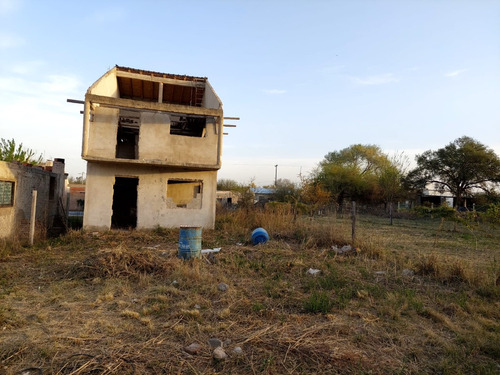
[
  {"xmin": 166, "ymin": 180, "xmax": 202, "ymax": 209},
  {"xmin": 170, "ymin": 115, "xmax": 206, "ymax": 137},
  {"xmin": 112, "ymin": 177, "xmax": 138, "ymax": 229},
  {"xmin": 0, "ymin": 181, "xmax": 14, "ymax": 206},
  {"xmin": 49, "ymin": 176, "xmax": 56, "ymax": 200},
  {"xmin": 116, "ymin": 112, "xmax": 140, "ymax": 159}
]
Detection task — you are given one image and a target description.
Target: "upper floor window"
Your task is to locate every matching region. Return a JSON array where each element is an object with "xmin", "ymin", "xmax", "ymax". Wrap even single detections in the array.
[
  {"xmin": 0, "ymin": 180, "xmax": 14, "ymax": 206},
  {"xmin": 170, "ymin": 116, "xmax": 206, "ymax": 137},
  {"xmin": 116, "ymin": 111, "xmax": 140, "ymax": 159}
]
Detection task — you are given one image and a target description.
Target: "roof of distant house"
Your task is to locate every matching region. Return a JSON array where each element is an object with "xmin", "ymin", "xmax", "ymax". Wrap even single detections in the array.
[{"xmin": 251, "ymin": 187, "xmax": 275, "ymax": 195}]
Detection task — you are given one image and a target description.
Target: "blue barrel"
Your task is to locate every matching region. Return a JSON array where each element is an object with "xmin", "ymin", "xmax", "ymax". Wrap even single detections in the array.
[
  {"xmin": 251, "ymin": 227, "xmax": 269, "ymax": 245},
  {"xmin": 178, "ymin": 226, "xmax": 202, "ymax": 259}
]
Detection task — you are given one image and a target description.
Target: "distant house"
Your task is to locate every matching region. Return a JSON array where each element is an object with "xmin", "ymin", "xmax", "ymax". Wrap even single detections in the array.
[
  {"xmin": 81, "ymin": 66, "xmax": 224, "ymax": 230},
  {"xmin": 251, "ymin": 187, "xmax": 275, "ymax": 204},
  {"xmin": 417, "ymin": 184, "xmax": 454, "ymax": 207},
  {"xmin": 0, "ymin": 159, "xmax": 67, "ymax": 241},
  {"xmin": 68, "ymin": 184, "xmax": 85, "ymax": 212},
  {"xmin": 216, "ymin": 190, "xmax": 239, "ymax": 207}
]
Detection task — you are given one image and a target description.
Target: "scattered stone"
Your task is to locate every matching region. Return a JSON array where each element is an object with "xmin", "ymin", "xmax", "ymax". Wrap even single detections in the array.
[
  {"xmin": 213, "ymin": 347, "xmax": 227, "ymax": 360},
  {"xmin": 171, "ymin": 280, "xmax": 179, "ymax": 287},
  {"xmin": 224, "ymin": 338, "xmax": 232, "ymax": 346},
  {"xmin": 332, "ymin": 245, "xmax": 360, "ymax": 256},
  {"xmin": 402, "ymin": 269, "xmax": 415, "ymax": 277},
  {"xmin": 160, "ymin": 251, "xmax": 168, "ymax": 257},
  {"xmin": 184, "ymin": 342, "xmax": 202, "ymax": 355},
  {"xmin": 218, "ymin": 282, "xmax": 228, "ymax": 292},
  {"xmin": 231, "ymin": 346, "xmax": 243, "ymax": 356},
  {"xmin": 307, "ymin": 268, "xmax": 321, "ymax": 276},
  {"xmin": 132, "ymin": 298, "xmax": 138, "ymax": 304},
  {"xmin": 236, "ymin": 242, "xmax": 243, "ymax": 246},
  {"xmin": 194, "ymin": 304, "xmax": 201, "ymax": 310},
  {"xmin": 208, "ymin": 338, "xmax": 223, "ymax": 348}
]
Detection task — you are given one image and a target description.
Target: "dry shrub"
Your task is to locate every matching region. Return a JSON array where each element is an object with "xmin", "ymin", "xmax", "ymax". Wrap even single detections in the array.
[
  {"xmin": 74, "ymin": 245, "xmax": 176, "ymax": 279},
  {"xmin": 445, "ymin": 261, "xmax": 469, "ymax": 284},
  {"xmin": 216, "ymin": 209, "xmax": 350, "ymax": 248},
  {"xmin": 414, "ymin": 254, "xmax": 441, "ymax": 277},
  {"xmin": 0, "ymin": 238, "xmax": 23, "ymax": 260}
]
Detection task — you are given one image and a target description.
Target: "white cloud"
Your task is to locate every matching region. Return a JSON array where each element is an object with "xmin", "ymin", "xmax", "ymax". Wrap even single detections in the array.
[
  {"xmin": 0, "ymin": 33, "xmax": 24, "ymax": 48},
  {"xmin": 350, "ymin": 73, "xmax": 399, "ymax": 86},
  {"xmin": 263, "ymin": 89, "xmax": 287, "ymax": 95},
  {"xmin": 9, "ymin": 60, "xmax": 45, "ymax": 75},
  {"xmin": 445, "ymin": 69, "xmax": 467, "ymax": 78}
]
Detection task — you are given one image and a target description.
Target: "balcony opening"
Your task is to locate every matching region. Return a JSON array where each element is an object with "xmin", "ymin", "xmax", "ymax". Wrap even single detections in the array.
[
  {"xmin": 166, "ymin": 180, "xmax": 202, "ymax": 209},
  {"xmin": 170, "ymin": 116, "xmax": 206, "ymax": 137},
  {"xmin": 116, "ymin": 112, "xmax": 140, "ymax": 159}
]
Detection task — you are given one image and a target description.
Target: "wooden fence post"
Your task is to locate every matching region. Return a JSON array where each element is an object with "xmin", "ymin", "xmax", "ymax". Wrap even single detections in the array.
[
  {"xmin": 351, "ymin": 201, "xmax": 356, "ymax": 243},
  {"xmin": 29, "ymin": 190, "xmax": 37, "ymax": 246}
]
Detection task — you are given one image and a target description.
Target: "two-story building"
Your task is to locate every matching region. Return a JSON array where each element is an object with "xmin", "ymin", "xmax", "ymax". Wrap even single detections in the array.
[{"xmin": 82, "ymin": 66, "xmax": 223, "ymax": 230}]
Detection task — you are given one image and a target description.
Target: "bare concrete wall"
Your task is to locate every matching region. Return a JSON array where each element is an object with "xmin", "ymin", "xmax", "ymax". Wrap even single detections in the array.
[
  {"xmin": 87, "ymin": 69, "xmax": 119, "ymax": 98},
  {"xmin": 87, "ymin": 107, "xmax": 119, "ymax": 158},
  {"xmin": 86, "ymin": 108, "xmax": 219, "ymax": 167},
  {"xmin": 0, "ymin": 161, "xmax": 66, "ymax": 240},
  {"xmin": 83, "ymin": 162, "xmax": 217, "ymax": 230}
]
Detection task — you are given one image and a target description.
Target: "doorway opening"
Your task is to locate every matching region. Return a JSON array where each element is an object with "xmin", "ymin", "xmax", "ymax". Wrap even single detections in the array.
[{"xmin": 112, "ymin": 177, "xmax": 138, "ymax": 229}]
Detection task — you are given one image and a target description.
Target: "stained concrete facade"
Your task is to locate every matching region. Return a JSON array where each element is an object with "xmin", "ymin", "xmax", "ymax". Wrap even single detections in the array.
[
  {"xmin": 82, "ymin": 66, "xmax": 223, "ymax": 230},
  {"xmin": 0, "ymin": 159, "xmax": 67, "ymax": 241}
]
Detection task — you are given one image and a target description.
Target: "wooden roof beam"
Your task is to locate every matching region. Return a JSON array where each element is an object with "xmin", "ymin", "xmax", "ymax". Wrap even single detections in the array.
[
  {"xmin": 86, "ymin": 94, "xmax": 222, "ymax": 117},
  {"xmin": 117, "ymin": 70, "xmax": 205, "ymax": 88}
]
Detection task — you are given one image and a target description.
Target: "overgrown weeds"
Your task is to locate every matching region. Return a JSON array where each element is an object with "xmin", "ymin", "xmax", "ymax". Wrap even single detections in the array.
[{"xmin": 1, "ymin": 209, "xmax": 499, "ymax": 374}]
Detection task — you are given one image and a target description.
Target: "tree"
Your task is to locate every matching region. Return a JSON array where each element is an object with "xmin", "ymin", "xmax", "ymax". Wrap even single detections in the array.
[
  {"xmin": 378, "ymin": 152, "xmax": 410, "ymax": 222},
  {"xmin": 0, "ymin": 138, "xmax": 43, "ymax": 164},
  {"xmin": 407, "ymin": 136, "xmax": 500, "ymax": 209},
  {"xmin": 301, "ymin": 178, "xmax": 331, "ymax": 216},
  {"xmin": 314, "ymin": 144, "xmax": 391, "ymax": 206},
  {"xmin": 217, "ymin": 178, "xmax": 241, "ymax": 191},
  {"xmin": 273, "ymin": 178, "xmax": 299, "ymax": 203}
]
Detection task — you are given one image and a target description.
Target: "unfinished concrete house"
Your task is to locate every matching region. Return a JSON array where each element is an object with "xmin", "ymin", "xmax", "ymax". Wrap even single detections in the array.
[
  {"xmin": 0, "ymin": 159, "xmax": 67, "ymax": 241},
  {"xmin": 81, "ymin": 66, "xmax": 223, "ymax": 230}
]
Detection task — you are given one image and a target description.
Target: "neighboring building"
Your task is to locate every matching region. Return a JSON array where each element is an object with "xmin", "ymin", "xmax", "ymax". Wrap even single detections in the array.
[
  {"xmin": 0, "ymin": 159, "xmax": 67, "ymax": 241},
  {"xmin": 251, "ymin": 187, "xmax": 275, "ymax": 204},
  {"xmin": 417, "ymin": 183, "xmax": 455, "ymax": 207},
  {"xmin": 81, "ymin": 66, "xmax": 224, "ymax": 230},
  {"xmin": 68, "ymin": 184, "xmax": 86, "ymax": 214},
  {"xmin": 216, "ymin": 190, "xmax": 239, "ymax": 207}
]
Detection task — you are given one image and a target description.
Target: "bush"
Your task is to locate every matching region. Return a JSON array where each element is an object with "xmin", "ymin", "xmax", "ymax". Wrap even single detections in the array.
[
  {"xmin": 414, "ymin": 205, "xmax": 456, "ymax": 218},
  {"xmin": 483, "ymin": 203, "xmax": 500, "ymax": 224}
]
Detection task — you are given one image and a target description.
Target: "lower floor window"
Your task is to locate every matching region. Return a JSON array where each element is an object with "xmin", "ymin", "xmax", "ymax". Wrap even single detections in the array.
[
  {"xmin": 166, "ymin": 180, "xmax": 202, "ymax": 209},
  {"xmin": 0, "ymin": 181, "xmax": 14, "ymax": 206}
]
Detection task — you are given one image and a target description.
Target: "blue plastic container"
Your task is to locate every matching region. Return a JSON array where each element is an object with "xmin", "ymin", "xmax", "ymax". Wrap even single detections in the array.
[
  {"xmin": 251, "ymin": 227, "xmax": 269, "ymax": 245},
  {"xmin": 178, "ymin": 226, "xmax": 202, "ymax": 259}
]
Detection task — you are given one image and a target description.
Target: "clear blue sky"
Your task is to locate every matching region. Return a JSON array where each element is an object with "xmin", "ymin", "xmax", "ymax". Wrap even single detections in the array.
[{"xmin": 1, "ymin": 0, "xmax": 499, "ymax": 186}]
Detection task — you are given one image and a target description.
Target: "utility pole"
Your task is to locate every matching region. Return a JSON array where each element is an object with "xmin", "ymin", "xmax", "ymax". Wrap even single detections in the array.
[{"xmin": 274, "ymin": 164, "xmax": 278, "ymax": 186}]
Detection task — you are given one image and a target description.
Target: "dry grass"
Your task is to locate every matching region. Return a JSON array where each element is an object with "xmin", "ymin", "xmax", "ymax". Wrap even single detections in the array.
[{"xmin": 0, "ymin": 210, "xmax": 499, "ymax": 374}]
